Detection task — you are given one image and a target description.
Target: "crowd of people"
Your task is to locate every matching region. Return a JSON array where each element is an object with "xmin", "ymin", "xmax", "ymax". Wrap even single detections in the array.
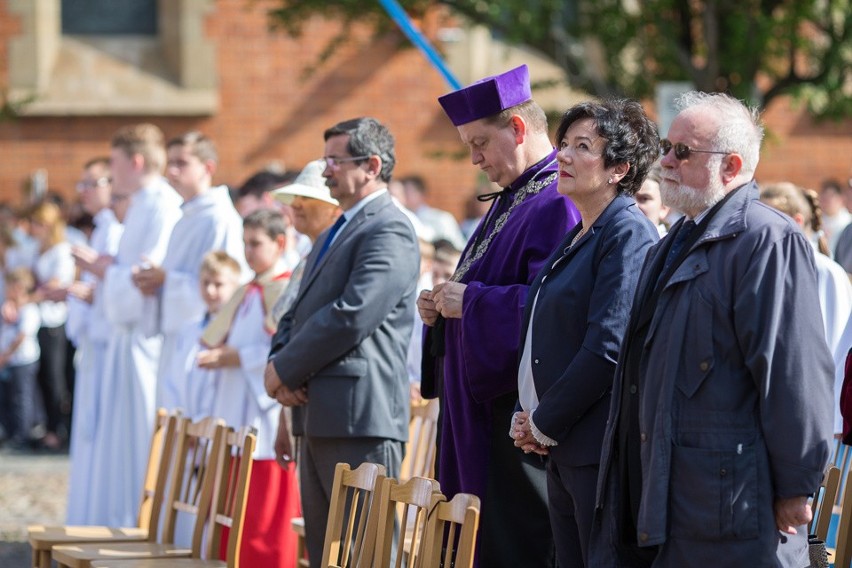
[{"xmin": 0, "ymin": 63, "xmax": 851, "ymax": 568}]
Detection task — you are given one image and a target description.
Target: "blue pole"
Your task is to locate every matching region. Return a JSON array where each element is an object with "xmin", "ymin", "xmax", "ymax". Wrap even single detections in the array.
[{"xmin": 377, "ymin": 0, "xmax": 463, "ymax": 90}]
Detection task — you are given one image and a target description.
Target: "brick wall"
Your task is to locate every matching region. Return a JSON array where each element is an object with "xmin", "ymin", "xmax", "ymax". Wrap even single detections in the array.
[
  {"xmin": 0, "ymin": 0, "xmax": 479, "ymax": 217},
  {"xmin": 0, "ymin": 0, "xmax": 849, "ymax": 218}
]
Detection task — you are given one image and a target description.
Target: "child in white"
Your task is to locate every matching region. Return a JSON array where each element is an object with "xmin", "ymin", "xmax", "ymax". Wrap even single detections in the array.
[
  {"xmin": 196, "ymin": 209, "xmax": 299, "ymax": 567},
  {"xmin": 182, "ymin": 251, "xmax": 242, "ymax": 420},
  {"xmin": 0, "ymin": 268, "xmax": 41, "ymax": 447}
]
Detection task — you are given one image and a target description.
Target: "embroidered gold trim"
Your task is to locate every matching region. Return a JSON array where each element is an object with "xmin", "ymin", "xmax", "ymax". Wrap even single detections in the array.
[{"xmin": 451, "ymin": 171, "xmax": 558, "ymax": 282}]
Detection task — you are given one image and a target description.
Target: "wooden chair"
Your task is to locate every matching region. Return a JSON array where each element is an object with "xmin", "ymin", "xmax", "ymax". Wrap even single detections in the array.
[
  {"xmin": 321, "ymin": 462, "xmax": 387, "ymax": 568},
  {"xmin": 294, "ymin": 399, "xmax": 439, "ymax": 568},
  {"xmin": 810, "ymin": 465, "xmax": 841, "ymax": 541},
  {"xmin": 400, "ymin": 399, "xmax": 439, "ymax": 481},
  {"xmin": 28, "ymin": 409, "xmax": 178, "ymax": 568},
  {"xmin": 51, "ymin": 417, "xmax": 227, "ymax": 568},
  {"xmin": 372, "ymin": 476, "xmax": 440, "ymax": 568},
  {"xmin": 290, "ymin": 399, "xmax": 440, "ymax": 568},
  {"xmin": 87, "ymin": 426, "xmax": 257, "ymax": 568},
  {"xmin": 419, "ymin": 493, "xmax": 480, "ymax": 568},
  {"xmin": 832, "ymin": 453, "xmax": 852, "ymax": 568}
]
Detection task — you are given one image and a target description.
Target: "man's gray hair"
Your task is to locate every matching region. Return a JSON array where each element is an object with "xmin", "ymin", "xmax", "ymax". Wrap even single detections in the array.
[{"xmin": 675, "ymin": 92, "xmax": 764, "ymax": 177}]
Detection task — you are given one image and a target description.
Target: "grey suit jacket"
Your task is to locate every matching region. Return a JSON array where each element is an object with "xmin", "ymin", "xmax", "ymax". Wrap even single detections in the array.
[{"xmin": 269, "ymin": 191, "xmax": 419, "ymax": 442}]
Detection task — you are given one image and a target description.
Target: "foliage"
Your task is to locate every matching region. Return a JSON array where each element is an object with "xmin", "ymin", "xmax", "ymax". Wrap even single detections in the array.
[
  {"xmin": 264, "ymin": 0, "xmax": 851, "ymax": 118},
  {"xmin": 0, "ymin": 89, "xmax": 32, "ymax": 122}
]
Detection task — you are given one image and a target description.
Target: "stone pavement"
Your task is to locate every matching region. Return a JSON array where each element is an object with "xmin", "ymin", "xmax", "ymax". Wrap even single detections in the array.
[{"xmin": 0, "ymin": 447, "xmax": 68, "ymax": 567}]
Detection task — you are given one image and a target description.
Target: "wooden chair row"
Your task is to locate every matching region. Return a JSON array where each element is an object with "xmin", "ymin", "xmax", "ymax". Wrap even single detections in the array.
[
  {"xmin": 27, "ymin": 409, "xmax": 257, "ymax": 568},
  {"xmin": 320, "ymin": 462, "xmax": 480, "ymax": 568}
]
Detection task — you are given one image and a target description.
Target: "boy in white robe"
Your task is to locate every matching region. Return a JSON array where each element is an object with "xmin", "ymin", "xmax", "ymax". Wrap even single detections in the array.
[
  {"xmin": 132, "ymin": 131, "xmax": 248, "ymax": 411},
  {"xmin": 90, "ymin": 123, "xmax": 183, "ymax": 527},
  {"xmin": 64, "ymin": 157, "xmax": 124, "ymax": 525},
  {"xmin": 195, "ymin": 209, "xmax": 300, "ymax": 566},
  {"xmin": 181, "ymin": 252, "xmax": 242, "ymax": 420}
]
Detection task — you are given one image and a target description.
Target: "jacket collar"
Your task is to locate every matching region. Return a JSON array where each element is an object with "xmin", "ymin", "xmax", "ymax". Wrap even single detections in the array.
[
  {"xmin": 690, "ymin": 180, "xmax": 757, "ymax": 246},
  {"xmin": 296, "ymin": 191, "xmax": 393, "ymax": 299},
  {"xmin": 560, "ymin": 193, "xmax": 637, "ymax": 257}
]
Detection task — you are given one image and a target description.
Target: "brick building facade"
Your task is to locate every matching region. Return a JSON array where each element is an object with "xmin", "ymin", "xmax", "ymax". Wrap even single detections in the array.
[{"xmin": 0, "ymin": 0, "xmax": 849, "ymax": 219}]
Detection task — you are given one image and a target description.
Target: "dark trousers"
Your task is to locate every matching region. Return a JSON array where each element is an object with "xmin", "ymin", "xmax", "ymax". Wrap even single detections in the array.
[
  {"xmin": 479, "ymin": 393, "xmax": 557, "ymax": 568},
  {"xmin": 299, "ymin": 436, "xmax": 403, "ymax": 566},
  {"xmin": 547, "ymin": 460, "xmax": 600, "ymax": 568},
  {"xmin": 36, "ymin": 325, "xmax": 69, "ymax": 436},
  {"xmin": 0, "ymin": 362, "xmax": 39, "ymax": 442}
]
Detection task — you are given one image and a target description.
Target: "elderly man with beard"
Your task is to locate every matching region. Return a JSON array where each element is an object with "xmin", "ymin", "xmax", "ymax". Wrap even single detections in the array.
[{"xmin": 590, "ymin": 92, "xmax": 833, "ymax": 567}]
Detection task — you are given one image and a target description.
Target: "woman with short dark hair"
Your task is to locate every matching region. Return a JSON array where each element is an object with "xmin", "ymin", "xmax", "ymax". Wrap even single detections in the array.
[{"xmin": 510, "ymin": 99, "xmax": 660, "ymax": 567}]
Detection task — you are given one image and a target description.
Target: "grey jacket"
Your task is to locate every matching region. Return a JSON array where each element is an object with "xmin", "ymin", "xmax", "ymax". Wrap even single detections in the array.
[
  {"xmin": 269, "ymin": 191, "xmax": 419, "ymax": 442},
  {"xmin": 592, "ymin": 182, "xmax": 834, "ymax": 567}
]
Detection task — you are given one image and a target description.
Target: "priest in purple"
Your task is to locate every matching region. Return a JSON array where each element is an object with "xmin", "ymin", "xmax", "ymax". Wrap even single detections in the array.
[{"xmin": 418, "ymin": 65, "xmax": 580, "ymax": 567}]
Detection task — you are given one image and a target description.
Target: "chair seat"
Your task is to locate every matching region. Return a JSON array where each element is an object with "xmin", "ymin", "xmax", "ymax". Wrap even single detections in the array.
[
  {"xmin": 52, "ymin": 542, "xmax": 192, "ymax": 568},
  {"xmin": 90, "ymin": 559, "xmax": 226, "ymax": 568},
  {"xmin": 29, "ymin": 524, "xmax": 148, "ymax": 547}
]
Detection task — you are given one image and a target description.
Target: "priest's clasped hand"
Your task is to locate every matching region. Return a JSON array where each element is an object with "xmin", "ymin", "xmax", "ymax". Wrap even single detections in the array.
[
  {"xmin": 432, "ymin": 281, "xmax": 466, "ymax": 319},
  {"xmin": 416, "ymin": 290, "xmax": 439, "ymax": 326}
]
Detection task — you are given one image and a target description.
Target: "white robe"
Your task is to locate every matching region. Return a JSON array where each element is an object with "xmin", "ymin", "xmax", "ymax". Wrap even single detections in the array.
[
  {"xmin": 33, "ymin": 241, "xmax": 76, "ymax": 328},
  {"xmin": 89, "ymin": 178, "xmax": 182, "ymax": 527},
  {"xmin": 814, "ymin": 251, "xmax": 852, "ymax": 433},
  {"xmin": 65, "ymin": 208, "xmax": 123, "ymax": 525},
  {"xmin": 153, "ymin": 185, "xmax": 248, "ymax": 410},
  {"xmin": 204, "ymin": 287, "xmax": 279, "ymax": 460},
  {"xmin": 180, "ymin": 319, "xmax": 209, "ymax": 421}
]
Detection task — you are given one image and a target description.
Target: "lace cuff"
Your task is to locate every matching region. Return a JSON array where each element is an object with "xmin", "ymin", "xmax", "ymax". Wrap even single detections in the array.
[
  {"xmin": 509, "ymin": 411, "xmax": 521, "ymax": 439},
  {"xmin": 529, "ymin": 412, "xmax": 558, "ymax": 447}
]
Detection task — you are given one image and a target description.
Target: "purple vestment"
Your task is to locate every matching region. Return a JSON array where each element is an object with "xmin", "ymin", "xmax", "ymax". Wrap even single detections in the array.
[{"xmin": 424, "ymin": 149, "xmax": 580, "ymax": 501}]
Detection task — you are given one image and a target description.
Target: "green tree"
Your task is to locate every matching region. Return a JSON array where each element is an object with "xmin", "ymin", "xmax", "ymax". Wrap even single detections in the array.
[{"xmin": 265, "ymin": 0, "xmax": 851, "ymax": 118}]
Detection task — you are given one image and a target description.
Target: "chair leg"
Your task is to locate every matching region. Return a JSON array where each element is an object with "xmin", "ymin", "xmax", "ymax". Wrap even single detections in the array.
[{"xmin": 38, "ymin": 548, "xmax": 51, "ymax": 568}]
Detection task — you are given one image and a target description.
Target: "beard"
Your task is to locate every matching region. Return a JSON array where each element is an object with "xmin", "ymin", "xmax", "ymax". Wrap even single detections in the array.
[{"xmin": 660, "ymin": 159, "xmax": 727, "ymax": 217}]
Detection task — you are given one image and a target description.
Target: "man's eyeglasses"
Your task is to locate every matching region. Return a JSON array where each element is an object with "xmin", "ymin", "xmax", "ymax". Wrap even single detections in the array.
[
  {"xmin": 75, "ymin": 177, "xmax": 111, "ymax": 193},
  {"xmin": 323, "ymin": 155, "xmax": 371, "ymax": 170},
  {"xmin": 660, "ymin": 139, "xmax": 729, "ymax": 161}
]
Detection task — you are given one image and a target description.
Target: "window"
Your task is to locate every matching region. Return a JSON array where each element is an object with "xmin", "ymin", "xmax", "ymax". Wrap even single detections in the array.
[
  {"xmin": 62, "ymin": 0, "xmax": 157, "ymax": 35},
  {"xmin": 8, "ymin": 0, "xmax": 217, "ymax": 116}
]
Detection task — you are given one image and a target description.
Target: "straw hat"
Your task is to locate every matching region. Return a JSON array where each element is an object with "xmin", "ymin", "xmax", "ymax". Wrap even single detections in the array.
[{"xmin": 272, "ymin": 159, "xmax": 339, "ymax": 206}]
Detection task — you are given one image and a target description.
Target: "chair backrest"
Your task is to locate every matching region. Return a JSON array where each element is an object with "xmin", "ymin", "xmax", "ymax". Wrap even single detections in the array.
[
  {"xmin": 833, "ymin": 460, "xmax": 852, "ymax": 568},
  {"xmin": 160, "ymin": 416, "xmax": 227, "ymax": 553},
  {"xmin": 137, "ymin": 408, "xmax": 179, "ymax": 539},
  {"xmin": 203, "ymin": 426, "xmax": 257, "ymax": 568},
  {"xmin": 420, "ymin": 492, "xmax": 480, "ymax": 568},
  {"xmin": 810, "ymin": 465, "xmax": 841, "ymax": 540},
  {"xmin": 833, "ymin": 440, "xmax": 852, "ymax": 508},
  {"xmin": 321, "ymin": 462, "xmax": 387, "ymax": 568},
  {"xmin": 373, "ymin": 476, "xmax": 440, "ymax": 568},
  {"xmin": 400, "ymin": 399, "xmax": 439, "ymax": 482}
]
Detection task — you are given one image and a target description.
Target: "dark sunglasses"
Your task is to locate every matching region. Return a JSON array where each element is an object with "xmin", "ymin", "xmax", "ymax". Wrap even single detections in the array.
[{"xmin": 660, "ymin": 138, "xmax": 729, "ymax": 161}]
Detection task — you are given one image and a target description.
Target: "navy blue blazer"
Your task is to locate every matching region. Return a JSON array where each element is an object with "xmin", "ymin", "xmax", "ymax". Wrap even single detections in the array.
[{"xmin": 520, "ymin": 194, "xmax": 658, "ymax": 466}]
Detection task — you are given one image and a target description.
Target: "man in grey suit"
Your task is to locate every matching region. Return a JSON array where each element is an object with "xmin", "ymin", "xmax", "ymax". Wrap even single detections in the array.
[
  {"xmin": 264, "ymin": 117, "xmax": 419, "ymax": 564},
  {"xmin": 591, "ymin": 92, "xmax": 833, "ymax": 567}
]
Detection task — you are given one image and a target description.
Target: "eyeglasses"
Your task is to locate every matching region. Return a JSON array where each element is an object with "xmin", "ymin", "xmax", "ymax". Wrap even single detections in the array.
[
  {"xmin": 323, "ymin": 155, "xmax": 371, "ymax": 170},
  {"xmin": 75, "ymin": 177, "xmax": 111, "ymax": 193},
  {"xmin": 660, "ymin": 139, "xmax": 729, "ymax": 161}
]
